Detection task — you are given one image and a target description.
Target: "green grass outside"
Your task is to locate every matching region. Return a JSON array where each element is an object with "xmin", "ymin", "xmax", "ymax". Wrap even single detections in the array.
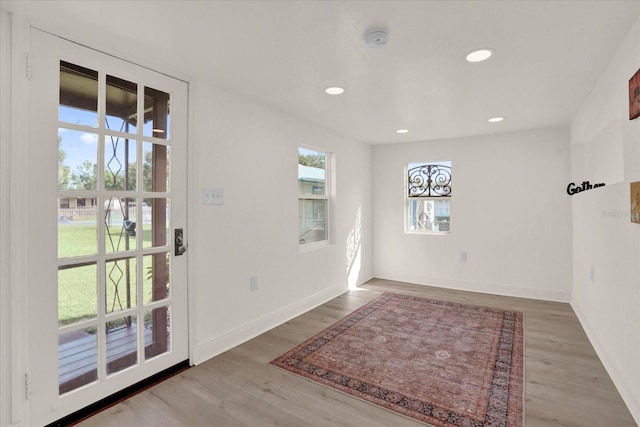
[{"xmin": 58, "ymin": 224, "xmax": 168, "ymax": 326}]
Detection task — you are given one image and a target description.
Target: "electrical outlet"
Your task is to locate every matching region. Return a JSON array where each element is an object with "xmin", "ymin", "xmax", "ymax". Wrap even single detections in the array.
[
  {"xmin": 250, "ymin": 275, "xmax": 258, "ymax": 291},
  {"xmin": 459, "ymin": 251, "xmax": 467, "ymax": 262}
]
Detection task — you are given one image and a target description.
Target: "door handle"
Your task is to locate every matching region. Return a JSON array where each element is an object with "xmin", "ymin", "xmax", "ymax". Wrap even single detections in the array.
[{"xmin": 174, "ymin": 228, "xmax": 187, "ymax": 256}]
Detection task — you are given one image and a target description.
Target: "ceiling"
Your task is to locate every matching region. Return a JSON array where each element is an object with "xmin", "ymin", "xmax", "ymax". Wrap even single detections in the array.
[{"xmin": 2, "ymin": 0, "xmax": 639, "ymax": 144}]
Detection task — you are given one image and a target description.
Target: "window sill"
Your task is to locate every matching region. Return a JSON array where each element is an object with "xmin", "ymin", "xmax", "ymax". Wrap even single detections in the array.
[{"xmin": 405, "ymin": 230, "xmax": 451, "ymax": 236}]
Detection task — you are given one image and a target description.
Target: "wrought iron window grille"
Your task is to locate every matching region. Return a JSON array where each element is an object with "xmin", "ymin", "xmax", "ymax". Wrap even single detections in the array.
[{"xmin": 408, "ymin": 163, "xmax": 452, "ymax": 198}]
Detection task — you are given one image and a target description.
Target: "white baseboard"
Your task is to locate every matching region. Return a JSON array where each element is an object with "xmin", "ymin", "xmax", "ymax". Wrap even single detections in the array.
[
  {"xmin": 571, "ymin": 302, "xmax": 640, "ymax": 426},
  {"xmin": 373, "ymin": 271, "xmax": 571, "ymax": 302},
  {"xmin": 190, "ymin": 284, "xmax": 347, "ymax": 365}
]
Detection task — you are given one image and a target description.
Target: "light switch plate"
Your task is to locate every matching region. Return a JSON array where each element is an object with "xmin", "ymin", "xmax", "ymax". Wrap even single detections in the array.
[{"xmin": 203, "ymin": 188, "xmax": 224, "ymax": 205}]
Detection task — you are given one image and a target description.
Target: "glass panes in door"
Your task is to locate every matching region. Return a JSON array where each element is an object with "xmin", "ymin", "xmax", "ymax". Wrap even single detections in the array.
[{"xmin": 57, "ymin": 61, "xmax": 174, "ymax": 395}]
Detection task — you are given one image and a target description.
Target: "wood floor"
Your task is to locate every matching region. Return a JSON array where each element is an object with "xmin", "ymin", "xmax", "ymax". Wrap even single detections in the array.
[{"xmin": 77, "ymin": 278, "xmax": 637, "ymax": 427}]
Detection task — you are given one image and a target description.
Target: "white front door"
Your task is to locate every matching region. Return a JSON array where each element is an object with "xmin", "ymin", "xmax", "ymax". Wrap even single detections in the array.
[{"xmin": 26, "ymin": 29, "xmax": 189, "ymax": 426}]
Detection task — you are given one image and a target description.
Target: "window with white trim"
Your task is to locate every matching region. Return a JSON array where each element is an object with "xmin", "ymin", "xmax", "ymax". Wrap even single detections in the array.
[
  {"xmin": 406, "ymin": 161, "xmax": 451, "ymax": 234},
  {"xmin": 298, "ymin": 146, "xmax": 330, "ymax": 246}
]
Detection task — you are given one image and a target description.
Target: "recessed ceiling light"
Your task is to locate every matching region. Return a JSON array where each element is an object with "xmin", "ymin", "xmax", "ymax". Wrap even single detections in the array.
[
  {"xmin": 325, "ymin": 86, "xmax": 345, "ymax": 95},
  {"xmin": 488, "ymin": 117, "xmax": 504, "ymax": 123},
  {"xmin": 396, "ymin": 129, "xmax": 409, "ymax": 134},
  {"xmin": 466, "ymin": 49, "xmax": 493, "ymax": 63}
]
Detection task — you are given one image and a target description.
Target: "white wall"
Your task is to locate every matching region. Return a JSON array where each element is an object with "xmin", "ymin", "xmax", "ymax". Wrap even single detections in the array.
[
  {"xmin": 570, "ymin": 15, "xmax": 640, "ymax": 424},
  {"xmin": 372, "ymin": 126, "xmax": 573, "ymax": 302},
  {"xmin": 187, "ymin": 82, "xmax": 373, "ymax": 363}
]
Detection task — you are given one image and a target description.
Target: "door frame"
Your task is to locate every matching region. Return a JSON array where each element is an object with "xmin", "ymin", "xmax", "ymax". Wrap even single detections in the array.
[{"xmin": 4, "ymin": 12, "xmax": 34, "ymax": 426}]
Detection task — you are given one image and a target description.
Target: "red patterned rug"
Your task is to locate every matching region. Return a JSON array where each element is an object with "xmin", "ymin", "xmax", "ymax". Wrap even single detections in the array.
[{"xmin": 270, "ymin": 292, "xmax": 524, "ymax": 427}]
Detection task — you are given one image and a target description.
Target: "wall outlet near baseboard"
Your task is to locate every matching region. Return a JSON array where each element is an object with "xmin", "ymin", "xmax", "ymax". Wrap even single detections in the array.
[
  {"xmin": 250, "ymin": 275, "xmax": 258, "ymax": 291},
  {"xmin": 459, "ymin": 251, "xmax": 468, "ymax": 262}
]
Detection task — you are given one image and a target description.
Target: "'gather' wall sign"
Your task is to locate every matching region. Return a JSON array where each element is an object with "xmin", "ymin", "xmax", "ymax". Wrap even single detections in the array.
[{"xmin": 567, "ymin": 181, "xmax": 606, "ymax": 195}]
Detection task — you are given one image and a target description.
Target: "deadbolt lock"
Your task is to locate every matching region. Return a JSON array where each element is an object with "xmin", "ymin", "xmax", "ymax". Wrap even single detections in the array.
[{"xmin": 174, "ymin": 228, "xmax": 187, "ymax": 256}]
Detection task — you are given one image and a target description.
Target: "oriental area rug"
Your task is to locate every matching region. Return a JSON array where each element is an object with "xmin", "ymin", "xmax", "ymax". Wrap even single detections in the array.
[{"xmin": 270, "ymin": 292, "xmax": 524, "ymax": 427}]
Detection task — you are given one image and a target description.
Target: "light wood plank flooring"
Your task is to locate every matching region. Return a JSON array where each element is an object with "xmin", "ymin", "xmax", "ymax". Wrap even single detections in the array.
[{"xmin": 77, "ymin": 278, "xmax": 637, "ymax": 427}]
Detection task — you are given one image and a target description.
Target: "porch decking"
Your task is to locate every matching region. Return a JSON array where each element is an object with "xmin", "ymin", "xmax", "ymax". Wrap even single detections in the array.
[{"xmin": 58, "ymin": 324, "xmax": 152, "ymax": 394}]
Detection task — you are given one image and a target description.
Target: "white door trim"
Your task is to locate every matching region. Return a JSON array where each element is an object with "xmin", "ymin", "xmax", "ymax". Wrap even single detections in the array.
[{"xmin": 5, "ymin": 12, "xmax": 33, "ymax": 427}]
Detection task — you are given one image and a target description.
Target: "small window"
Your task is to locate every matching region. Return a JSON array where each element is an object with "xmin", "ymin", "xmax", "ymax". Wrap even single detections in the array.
[
  {"xmin": 298, "ymin": 147, "xmax": 330, "ymax": 246},
  {"xmin": 406, "ymin": 161, "xmax": 451, "ymax": 234}
]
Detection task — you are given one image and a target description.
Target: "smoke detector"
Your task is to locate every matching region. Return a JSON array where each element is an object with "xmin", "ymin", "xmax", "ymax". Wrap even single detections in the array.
[{"xmin": 364, "ymin": 28, "xmax": 389, "ymax": 48}]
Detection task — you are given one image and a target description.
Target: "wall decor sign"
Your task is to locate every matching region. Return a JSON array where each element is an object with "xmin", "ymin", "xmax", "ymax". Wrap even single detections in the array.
[
  {"xmin": 566, "ymin": 181, "xmax": 605, "ymax": 195},
  {"xmin": 631, "ymin": 181, "xmax": 640, "ymax": 224},
  {"xmin": 630, "ymin": 68, "xmax": 640, "ymax": 120}
]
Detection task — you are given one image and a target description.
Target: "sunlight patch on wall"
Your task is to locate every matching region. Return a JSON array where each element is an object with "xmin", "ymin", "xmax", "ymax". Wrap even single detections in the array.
[{"xmin": 347, "ymin": 206, "xmax": 362, "ymax": 290}]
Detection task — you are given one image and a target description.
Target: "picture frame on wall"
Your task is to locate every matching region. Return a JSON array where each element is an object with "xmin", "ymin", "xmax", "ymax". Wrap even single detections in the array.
[
  {"xmin": 631, "ymin": 181, "xmax": 640, "ymax": 224},
  {"xmin": 630, "ymin": 68, "xmax": 640, "ymax": 120}
]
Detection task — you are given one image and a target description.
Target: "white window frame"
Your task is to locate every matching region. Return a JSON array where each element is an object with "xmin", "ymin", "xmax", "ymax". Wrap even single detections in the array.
[
  {"xmin": 298, "ymin": 145, "xmax": 331, "ymax": 251},
  {"xmin": 405, "ymin": 161, "xmax": 452, "ymax": 235}
]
